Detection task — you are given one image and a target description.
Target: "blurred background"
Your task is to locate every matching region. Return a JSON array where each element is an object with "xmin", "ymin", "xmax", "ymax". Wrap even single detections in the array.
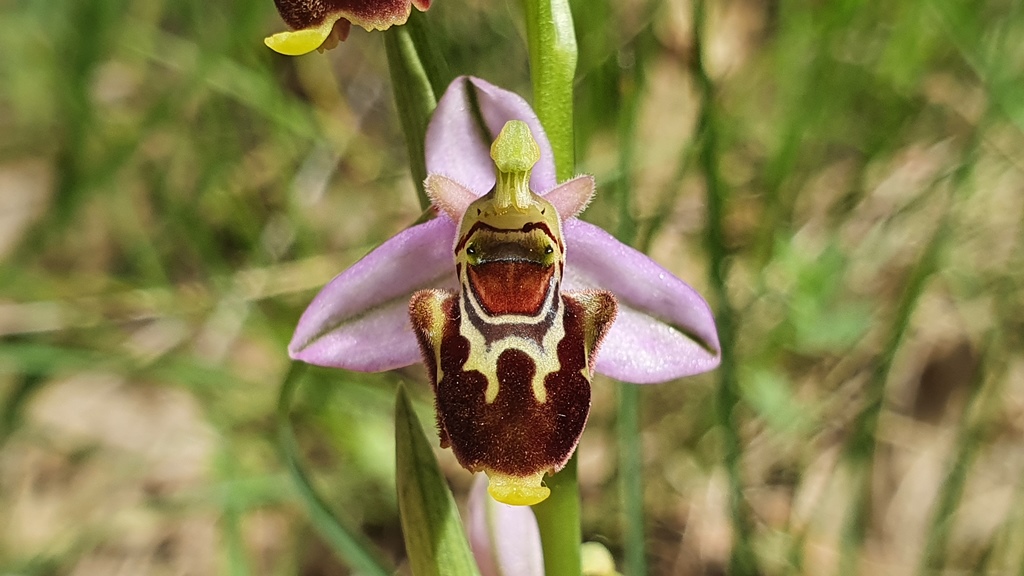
[{"xmin": 1, "ymin": 0, "xmax": 1022, "ymax": 574}]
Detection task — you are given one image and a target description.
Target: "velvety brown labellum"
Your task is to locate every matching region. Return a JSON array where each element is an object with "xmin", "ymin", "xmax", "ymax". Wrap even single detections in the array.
[
  {"xmin": 412, "ymin": 128, "xmax": 611, "ymax": 502},
  {"xmin": 273, "ymin": 0, "xmax": 430, "ymax": 30},
  {"xmin": 410, "ymin": 290, "xmax": 616, "ymax": 478}
]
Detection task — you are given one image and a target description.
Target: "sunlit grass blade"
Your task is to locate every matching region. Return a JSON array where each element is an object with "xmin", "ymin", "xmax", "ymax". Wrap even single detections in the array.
[
  {"xmin": 277, "ymin": 363, "xmax": 392, "ymax": 576},
  {"xmin": 384, "ymin": 11, "xmax": 444, "ymax": 210},
  {"xmin": 839, "ymin": 111, "xmax": 987, "ymax": 576},
  {"xmin": 617, "ymin": 384, "xmax": 647, "ymax": 576},
  {"xmin": 394, "ymin": 385, "xmax": 480, "ymax": 576},
  {"xmin": 916, "ymin": 335, "xmax": 998, "ymax": 575},
  {"xmin": 690, "ymin": 0, "xmax": 757, "ymax": 573}
]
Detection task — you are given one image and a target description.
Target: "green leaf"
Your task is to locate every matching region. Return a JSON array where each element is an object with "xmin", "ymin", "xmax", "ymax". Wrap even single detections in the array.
[
  {"xmin": 278, "ymin": 363, "xmax": 392, "ymax": 576},
  {"xmin": 394, "ymin": 386, "xmax": 480, "ymax": 576}
]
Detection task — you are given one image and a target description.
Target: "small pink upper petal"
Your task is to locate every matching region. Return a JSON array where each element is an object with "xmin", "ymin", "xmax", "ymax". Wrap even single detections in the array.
[
  {"xmin": 541, "ymin": 175, "xmax": 594, "ymax": 220},
  {"xmin": 562, "ymin": 219, "xmax": 721, "ymax": 383},
  {"xmin": 288, "ymin": 217, "xmax": 458, "ymax": 371}
]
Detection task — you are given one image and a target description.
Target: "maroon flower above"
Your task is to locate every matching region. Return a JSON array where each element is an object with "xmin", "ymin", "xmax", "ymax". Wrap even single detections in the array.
[{"xmin": 265, "ymin": 0, "xmax": 431, "ymax": 55}]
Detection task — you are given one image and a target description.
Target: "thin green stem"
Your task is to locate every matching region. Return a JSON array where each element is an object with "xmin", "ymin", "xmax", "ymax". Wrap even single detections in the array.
[
  {"xmin": 522, "ymin": 0, "xmax": 582, "ymax": 573},
  {"xmin": 220, "ymin": 444, "xmax": 253, "ymax": 576},
  {"xmin": 532, "ymin": 455, "xmax": 582, "ymax": 576},
  {"xmin": 614, "ymin": 17, "xmax": 655, "ymax": 575},
  {"xmin": 618, "ymin": 384, "xmax": 647, "ymax": 576},
  {"xmin": 277, "ymin": 363, "xmax": 392, "ymax": 576},
  {"xmin": 522, "ymin": 0, "xmax": 578, "ymax": 182},
  {"xmin": 383, "ymin": 18, "xmax": 440, "ymax": 210},
  {"xmin": 402, "ymin": 9, "xmax": 451, "ymax": 96},
  {"xmin": 691, "ymin": 0, "xmax": 757, "ymax": 574}
]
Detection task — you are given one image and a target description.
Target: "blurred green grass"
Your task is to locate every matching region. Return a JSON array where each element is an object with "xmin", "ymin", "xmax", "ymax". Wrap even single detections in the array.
[{"xmin": 1, "ymin": 0, "xmax": 1023, "ymax": 574}]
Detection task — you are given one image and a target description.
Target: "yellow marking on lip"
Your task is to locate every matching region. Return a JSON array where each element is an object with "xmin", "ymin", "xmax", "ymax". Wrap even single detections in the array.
[
  {"xmin": 264, "ymin": 14, "xmax": 342, "ymax": 56},
  {"xmin": 458, "ymin": 294, "xmax": 564, "ymax": 406},
  {"xmin": 486, "ymin": 471, "xmax": 549, "ymax": 506}
]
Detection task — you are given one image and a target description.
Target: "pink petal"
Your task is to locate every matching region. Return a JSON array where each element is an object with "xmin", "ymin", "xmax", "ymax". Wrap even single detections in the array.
[
  {"xmin": 425, "ymin": 76, "xmax": 557, "ymax": 197},
  {"xmin": 424, "ymin": 174, "xmax": 478, "ymax": 222},
  {"xmin": 288, "ymin": 218, "xmax": 458, "ymax": 371},
  {"xmin": 542, "ymin": 175, "xmax": 594, "ymax": 220},
  {"xmin": 562, "ymin": 220, "xmax": 721, "ymax": 383},
  {"xmin": 466, "ymin": 475, "xmax": 545, "ymax": 576}
]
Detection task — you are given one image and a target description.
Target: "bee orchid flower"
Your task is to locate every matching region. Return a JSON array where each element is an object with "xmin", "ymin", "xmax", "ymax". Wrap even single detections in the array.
[
  {"xmin": 265, "ymin": 0, "xmax": 431, "ymax": 55},
  {"xmin": 289, "ymin": 76, "xmax": 720, "ymax": 505}
]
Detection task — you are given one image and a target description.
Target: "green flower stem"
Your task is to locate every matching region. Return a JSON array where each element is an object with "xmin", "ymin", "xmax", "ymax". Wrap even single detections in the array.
[
  {"xmin": 615, "ymin": 20, "xmax": 654, "ymax": 573},
  {"xmin": 531, "ymin": 455, "xmax": 582, "ymax": 576},
  {"xmin": 691, "ymin": 0, "xmax": 757, "ymax": 574},
  {"xmin": 618, "ymin": 385, "xmax": 647, "ymax": 576},
  {"xmin": 383, "ymin": 13, "xmax": 442, "ymax": 210},
  {"xmin": 522, "ymin": 0, "xmax": 582, "ymax": 574},
  {"xmin": 277, "ymin": 363, "xmax": 392, "ymax": 576},
  {"xmin": 522, "ymin": 0, "xmax": 578, "ymax": 182}
]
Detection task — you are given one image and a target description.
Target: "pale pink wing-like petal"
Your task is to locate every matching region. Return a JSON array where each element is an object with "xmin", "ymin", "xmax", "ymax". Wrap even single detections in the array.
[
  {"xmin": 466, "ymin": 475, "xmax": 545, "ymax": 576},
  {"xmin": 425, "ymin": 76, "xmax": 557, "ymax": 196},
  {"xmin": 542, "ymin": 175, "xmax": 594, "ymax": 220},
  {"xmin": 562, "ymin": 219, "xmax": 721, "ymax": 383},
  {"xmin": 425, "ymin": 174, "xmax": 478, "ymax": 222},
  {"xmin": 288, "ymin": 218, "xmax": 458, "ymax": 371}
]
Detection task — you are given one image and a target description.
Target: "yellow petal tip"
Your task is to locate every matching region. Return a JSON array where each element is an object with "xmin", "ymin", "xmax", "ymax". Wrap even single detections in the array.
[
  {"xmin": 486, "ymin": 472, "xmax": 550, "ymax": 506},
  {"xmin": 264, "ymin": 28, "xmax": 330, "ymax": 56}
]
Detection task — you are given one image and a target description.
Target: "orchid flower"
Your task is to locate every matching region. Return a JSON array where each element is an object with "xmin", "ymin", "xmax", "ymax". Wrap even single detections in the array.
[
  {"xmin": 289, "ymin": 76, "xmax": 720, "ymax": 505},
  {"xmin": 265, "ymin": 0, "xmax": 431, "ymax": 55}
]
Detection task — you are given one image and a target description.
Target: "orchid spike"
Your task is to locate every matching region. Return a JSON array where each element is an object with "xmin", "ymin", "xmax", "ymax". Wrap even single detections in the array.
[
  {"xmin": 288, "ymin": 76, "xmax": 721, "ymax": 503},
  {"xmin": 265, "ymin": 0, "xmax": 431, "ymax": 55}
]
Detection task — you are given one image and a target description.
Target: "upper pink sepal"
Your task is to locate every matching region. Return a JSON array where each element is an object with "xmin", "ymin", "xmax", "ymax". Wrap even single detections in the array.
[{"xmin": 425, "ymin": 76, "xmax": 557, "ymax": 195}]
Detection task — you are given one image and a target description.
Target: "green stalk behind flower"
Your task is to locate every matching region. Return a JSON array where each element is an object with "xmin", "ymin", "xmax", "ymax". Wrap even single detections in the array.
[{"xmin": 521, "ymin": 0, "xmax": 582, "ymax": 574}]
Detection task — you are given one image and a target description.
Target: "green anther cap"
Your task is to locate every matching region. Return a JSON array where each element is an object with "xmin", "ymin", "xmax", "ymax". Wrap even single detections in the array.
[
  {"xmin": 489, "ymin": 120, "xmax": 539, "ymax": 212},
  {"xmin": 491, "ymin": 120, "xmax": 540, "ymax": 173}
]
